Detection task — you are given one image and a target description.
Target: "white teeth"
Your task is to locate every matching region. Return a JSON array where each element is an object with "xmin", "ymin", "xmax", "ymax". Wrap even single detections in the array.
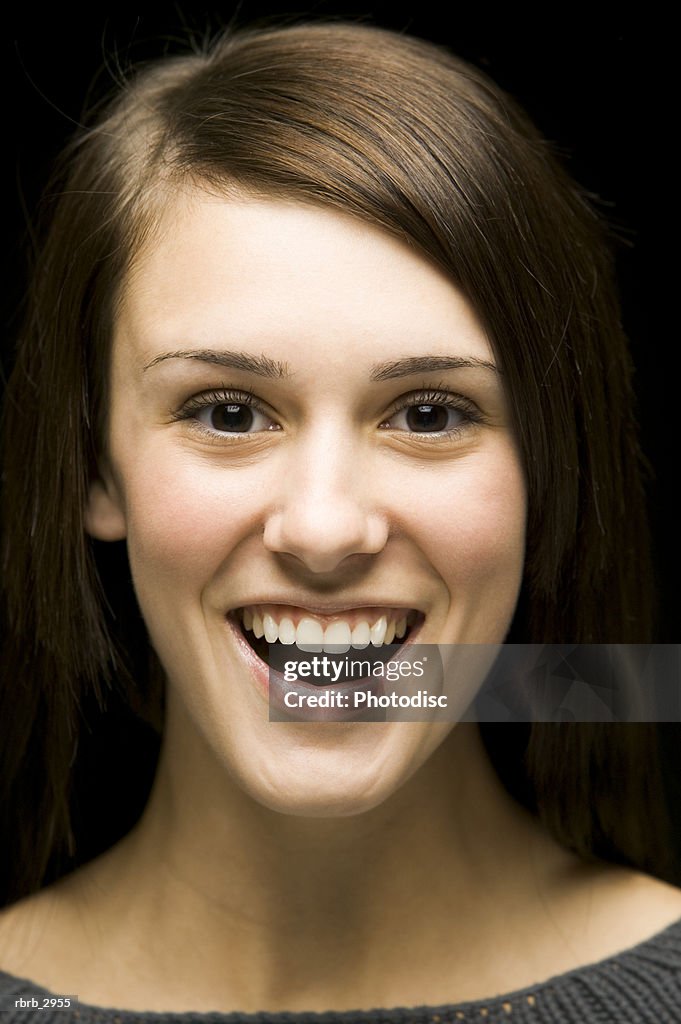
[
  {"xmin": 296, "ymin": 617, "xmax": 324, "ymax": 652},
  {"xmin": 278, "ymin": 617, "xmax": 296, "ymax": 645},
  {"xmin": 351, "ymin": 621, "xmax": 371, "ymax": 649},
  {"xmin": 370, "ymin": 615, "xmax": 388, "ymax": 647},
  {"xmin": 241, "ymin": 609, "xmax": 413, "ymax": 647},
  {"xmin": 263, "ymin": 613, "xmax": 279, "ymax": 644},
  {"xmin": 323, "ymin": 620, "xmax": 352, "ymax": 654}
]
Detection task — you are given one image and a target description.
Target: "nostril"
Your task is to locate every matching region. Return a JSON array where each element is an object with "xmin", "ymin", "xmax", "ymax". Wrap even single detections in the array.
[{"xmin": 262, "ymin": 503, "xmax": 389, "ymax": 572}]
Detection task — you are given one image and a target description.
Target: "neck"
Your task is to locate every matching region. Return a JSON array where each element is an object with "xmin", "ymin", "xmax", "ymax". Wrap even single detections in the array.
[{"xmin": 69, "ymin": 700, "xmax": 585, "ymax": 1012}]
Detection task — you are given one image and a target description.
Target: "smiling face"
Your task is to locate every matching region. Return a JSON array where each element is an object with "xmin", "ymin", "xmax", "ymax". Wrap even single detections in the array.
[{"xmin": 86, "ymin": 189, "xmax": 527, "ymax": 816}]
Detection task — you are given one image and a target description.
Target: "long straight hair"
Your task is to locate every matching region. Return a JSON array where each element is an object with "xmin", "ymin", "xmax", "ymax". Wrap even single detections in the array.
[{"xmin": 0, "ymin": 20, "xmax": 668, "ymax": 905}]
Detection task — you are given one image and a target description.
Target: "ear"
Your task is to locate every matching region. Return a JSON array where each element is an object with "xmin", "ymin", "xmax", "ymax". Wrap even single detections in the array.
[{"xmin": 85, "ymin": 476, "xmax": 127, "ymax": 541}]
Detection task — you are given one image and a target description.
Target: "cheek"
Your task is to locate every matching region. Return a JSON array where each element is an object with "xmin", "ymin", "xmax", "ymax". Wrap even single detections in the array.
[
  {"xmin": 120, "ymin": 452, "xmax": 263, "ymax": 591},
  {"xmin": 412, "ymin": 449, "xmax": 525, "ymax": 567},
  {"xmin": 402, "ymin": 444, "xmax": 527, "ymax": 638}
]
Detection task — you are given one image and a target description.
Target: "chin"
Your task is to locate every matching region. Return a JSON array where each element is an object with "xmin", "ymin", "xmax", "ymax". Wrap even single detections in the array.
[
  {"xmin": 238, "ymin": 769, "xmax": 405, "ymax": 819},
  {"xmin": 224, "ymin": 719, "xmax": 450, "ymax": 819},
  {"xmin": 245, "ymin": 779, "xmax": 394, "ymax": 819}
]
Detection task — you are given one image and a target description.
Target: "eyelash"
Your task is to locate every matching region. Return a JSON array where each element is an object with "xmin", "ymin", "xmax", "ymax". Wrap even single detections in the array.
[
  {"xmin": 381, "ymin": 387, "xmax": 482, "ymax": 438},
  {"xmin": 172, "ymin": 388, "xmax": 269, "ymax": 422},
  {"xmin": 171, "ymin": 385, "xmax": 482, "ymax": 440}
]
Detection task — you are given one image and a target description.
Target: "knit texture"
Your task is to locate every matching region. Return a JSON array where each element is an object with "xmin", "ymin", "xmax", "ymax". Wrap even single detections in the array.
[{"xmin": 1, "ymin": 917, "xmax": 680, "ymax": 1023}]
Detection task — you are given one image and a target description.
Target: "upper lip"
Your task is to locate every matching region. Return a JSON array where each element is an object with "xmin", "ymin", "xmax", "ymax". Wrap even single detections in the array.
[{"xmin": 227, "ymin": 600, "xmax": 424, "ymax": 616}]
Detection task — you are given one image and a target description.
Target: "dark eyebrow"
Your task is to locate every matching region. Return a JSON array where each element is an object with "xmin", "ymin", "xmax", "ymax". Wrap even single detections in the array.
[
  {"xmin": 142, "ymin": 350, "xmax": 497, "ymax": 381},
  {"xmin": 370, "ymin": 356, "xmax": 498, "ymax": 381},
  {"xmin": 142, "ymin": 349, "xmax": 290, "ymax": 378}
]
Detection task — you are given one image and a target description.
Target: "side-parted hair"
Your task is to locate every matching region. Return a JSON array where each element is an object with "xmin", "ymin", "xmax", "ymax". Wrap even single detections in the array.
[{"xmin": 0, "ymin": 20, "xmax": 668, "ymax": 903}]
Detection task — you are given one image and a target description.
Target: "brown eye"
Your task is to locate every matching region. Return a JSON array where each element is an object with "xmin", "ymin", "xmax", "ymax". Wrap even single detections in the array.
[
  {"xmin": 195, "ymin": 402, "xmax": 275, "ymax": 434},
  {"xmin": 386, "ymin": 403, "xmax": 467, "ymax": 434},
  {"xmin": 211, "ymin": 404, "xmax": 254, "ymax": 432},
  {"xmin": 406, "ymin": 404, "xmax": 450, "ymax": 432}
]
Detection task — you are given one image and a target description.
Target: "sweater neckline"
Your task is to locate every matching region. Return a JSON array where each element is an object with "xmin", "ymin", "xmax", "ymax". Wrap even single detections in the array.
[{"xmin": 2, "ymin": 914, "xmax": 681, "ymax": 1021}]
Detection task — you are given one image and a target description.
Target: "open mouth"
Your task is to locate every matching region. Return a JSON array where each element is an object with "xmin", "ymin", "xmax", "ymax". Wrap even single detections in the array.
[{"xmin": 232, "ymin": 604, "xmax": 423, "ymax": 675}]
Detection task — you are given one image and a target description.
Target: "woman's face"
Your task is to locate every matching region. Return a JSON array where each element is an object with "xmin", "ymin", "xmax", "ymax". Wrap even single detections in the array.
[{"xmin": 87, "ymin": 189, "xmax": 527, "ymax": 816}]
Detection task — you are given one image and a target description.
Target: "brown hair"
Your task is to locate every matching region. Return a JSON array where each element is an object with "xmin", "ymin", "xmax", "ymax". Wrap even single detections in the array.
[{"xmin": 0, "ymin": 20, "xmax": 669, "ymax": 904}]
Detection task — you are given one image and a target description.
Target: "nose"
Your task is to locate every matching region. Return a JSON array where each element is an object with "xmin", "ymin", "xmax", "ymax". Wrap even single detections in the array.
[{"xmin": 262, "ymin": 433, "xmax": 389, "ymax": 574}]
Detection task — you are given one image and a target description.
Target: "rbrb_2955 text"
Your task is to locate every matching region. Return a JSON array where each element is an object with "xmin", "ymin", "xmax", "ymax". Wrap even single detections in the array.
[{"xmin": 12, "ymin": 996, "xmax": 75, "ymax": 1009}]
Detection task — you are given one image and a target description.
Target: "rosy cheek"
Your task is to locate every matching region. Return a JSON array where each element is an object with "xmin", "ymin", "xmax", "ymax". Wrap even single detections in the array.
[
  {"xmin": 122, "ymin": 458, "xmax": 258, "ymax": 584},
  {"xmin": 411, "ymin": 455, "xmax": 525, "ymax": 572}
]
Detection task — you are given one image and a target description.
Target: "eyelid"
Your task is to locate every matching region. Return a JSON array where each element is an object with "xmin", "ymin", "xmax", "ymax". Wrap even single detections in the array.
[
  {"xmin": 382, "ymin": 387, "xmax": 483, "ymax": 428},
  {"xmin": 173, "ymin": 386, "xmax": 260, "ymax": 414},
  {"xmin": 170, "ymin": 383, "xmax": 484, "ymax": 440},
  {"xmin": 171, "ymin": 386, "xmax": 279, "ymax": 434}
]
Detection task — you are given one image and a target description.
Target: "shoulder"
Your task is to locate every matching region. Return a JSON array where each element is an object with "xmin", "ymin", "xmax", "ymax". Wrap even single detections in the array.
[
  {"xmin": 0, "ymin": 876, "xmax": 88, "ymax": 989},
  {"xmin": 595, "ymin": 868, "xmax": 681, "ymax": 937},
  {"xmin": 0, "ymin": 843, "xmax": 139, "ymax": 998},
  {"xmin": 549, "ymin": 865, "xmax": 681, "ymax": 964},
  {"xmin": 1, "ymin": 862, "xmax": 681, "ymax": 1023},
  {"xmin": 532, "ymin": 874, "xmax": 681, "ymax": 1022},
  {"xmin": 0, "ymin": 891, "xmax": 55, "ymax": 975},
  {"xmin": 602, "ymin": 867, "xmax": 681, "ymax": 922}
]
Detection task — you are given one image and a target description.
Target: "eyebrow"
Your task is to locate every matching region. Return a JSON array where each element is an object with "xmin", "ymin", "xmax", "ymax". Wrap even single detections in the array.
[
  {"xmin": 141, "ymin": 350, "xmax": 498, "ymax": 380},
  {"xmin": 369, "ymin": 355, "xmax": 498, "ymax": 381},
  {"xmin": 142, "ymin": 349, "xmax": 290, "ymax": 378}
]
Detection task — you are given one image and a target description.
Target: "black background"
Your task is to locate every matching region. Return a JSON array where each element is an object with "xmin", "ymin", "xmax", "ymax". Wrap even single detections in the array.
[{"xmin": 4, "ymin": 5, "xmax": 678, "ymax": 866}]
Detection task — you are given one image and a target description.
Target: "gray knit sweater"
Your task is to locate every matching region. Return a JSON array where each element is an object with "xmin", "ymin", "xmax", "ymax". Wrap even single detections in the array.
[{"xmin": 1, "ymin": 917, "xmax": 680, "ymax": 1023}]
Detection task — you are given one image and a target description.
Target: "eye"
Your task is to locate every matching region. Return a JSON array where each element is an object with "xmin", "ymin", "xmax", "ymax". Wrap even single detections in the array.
[
  {"xmin": 380, "ymin": 390, "xmax": 479, "ymax": 436},
  {"xmin": 386, "ymin": 403, "xmax": 466, "ymax": 433},
  {"xmin": 195, "ymin": 401, "xmax": 275, "ymax": 434},
  {"xmin": 172, "ymin": 389, "xmax": 280, "ymax": 436}
]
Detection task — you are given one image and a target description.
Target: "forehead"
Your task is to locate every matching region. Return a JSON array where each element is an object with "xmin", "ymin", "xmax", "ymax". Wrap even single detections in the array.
[{"xmin": 114, "ymin": 189, "xmax": 494, "ymax": 368}]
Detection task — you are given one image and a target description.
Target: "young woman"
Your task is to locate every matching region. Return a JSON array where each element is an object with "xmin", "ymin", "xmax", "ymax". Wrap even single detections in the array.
[{"xmin": 1, "ymin": 20, "xmax": 680, "ymax": 1022}]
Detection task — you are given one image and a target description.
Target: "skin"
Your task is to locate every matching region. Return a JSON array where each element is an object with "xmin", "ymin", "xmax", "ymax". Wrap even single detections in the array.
[
  {"xmin": 92, "ymin": 188, "xmax": 529, "ymax": 819},
  {"xmin": 2, "ymin": 191, "xmax": 681, "ymax": 1012}
]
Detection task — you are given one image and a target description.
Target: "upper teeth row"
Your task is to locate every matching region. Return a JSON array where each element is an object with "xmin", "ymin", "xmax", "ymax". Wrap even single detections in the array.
[{"xmin": 241, "ymin": 610, "xmax": 410, "ymax": 652}]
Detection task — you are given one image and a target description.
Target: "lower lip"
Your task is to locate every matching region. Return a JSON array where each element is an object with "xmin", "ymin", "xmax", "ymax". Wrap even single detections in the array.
[{"xmin": 226, "ymin": 615, "xmax": 425, "ymax": 722}]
